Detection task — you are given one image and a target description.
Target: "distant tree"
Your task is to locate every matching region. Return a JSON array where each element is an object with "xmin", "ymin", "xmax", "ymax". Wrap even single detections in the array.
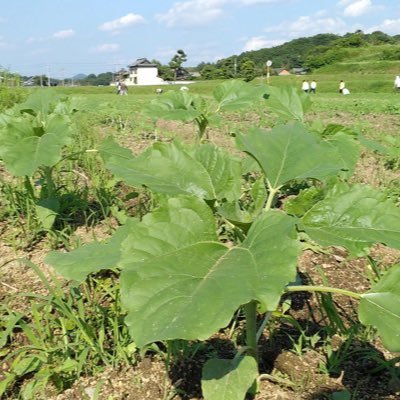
[
  {"xmin": 96, "ymin": 72, "xmax": 113, "ymax": 85},
  {"xmin": 335, "ymin": 32, "xmax": 364, "ymax": 47},
  {"xmin": 0, "ymin": 68, "xmax": 22, "ymax": 86},
  {"xmin": 304, "ymin": 47, "xmax": 348, "ymax": 70},
  {"xmin": 215, "ymin": 57, "xmax": 236, "ymax": 78},
  {"xmin": 239, "ymin": 57, "xmax": 256, "ymax": 82},
  {"xmin": 159, "ymin": 65, "xmax": 175, "ymax": 81},
  {"xmin": 77, "ymin": 73, "xmax": 113, "ymax": 86},
  {"xmin": 149, "ymin": 59, "xmax": 172, "ymax": 81},
  {"xmin": 199, "ymin": 64, "xmax": 217, "ymax": 80},
  {"xmin": 169, "ymin": 49, "xmax": 188, "ymax": 80},
  {"xmin": 366, "ymin": 31, "xmax": 395, "ymax": 45}
]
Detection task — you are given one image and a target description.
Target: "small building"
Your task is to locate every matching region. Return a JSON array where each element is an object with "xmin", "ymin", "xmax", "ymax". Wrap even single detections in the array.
[
  {"xmin": 278, "ymin": 69, "xmax": 291, "ymax": 76},
  {"xmin": 117, "ymin": 58, "xmax": 165, "ymax": 86},
  {"xmin": 291, "ymin": 67, "xmax": 308, "ymax": 75}
]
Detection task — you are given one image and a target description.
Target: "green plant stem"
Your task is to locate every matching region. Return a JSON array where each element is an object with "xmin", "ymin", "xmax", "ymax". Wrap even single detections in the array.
[
  {"xmin": 286, "ymin": 285, "xmax": 362, "ymax": 300},
  {"xmin": 42, "ymin": 166, "xmax": 56, "ymax": 198},
  {"xmin": 256, "ymin": 311, "xmax": 272, "ymax": 342},
  {"xmin": 264, "ymin": 186, "xmax": 279, "ymax": 211},
  {"xmin": 244, "ymin": 301, "xmax": 258, "ymax": 362}
]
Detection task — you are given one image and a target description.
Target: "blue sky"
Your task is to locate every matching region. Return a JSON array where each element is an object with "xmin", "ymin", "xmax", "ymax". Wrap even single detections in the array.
[{"xmin": 1, "ymin": 0, "xmax": 399, "ymax": 77}]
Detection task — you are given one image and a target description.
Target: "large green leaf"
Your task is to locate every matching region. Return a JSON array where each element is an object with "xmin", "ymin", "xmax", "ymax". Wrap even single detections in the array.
[
  {"xmin": 284, "ymin": 186, "xmax": 325, "ymax": 217},
  {"xmin": 189, "ymin": 143, "xmax": 242, "ymax": 201},
  {"xmin": 236, "ymin": 122, "xmax": 344, "ymax": 189},
  {"xmin": 2, "ymin": 133, "xmax": 71, "ymax": 176},
  {"xmin": 46, "ymin": 218, "xmax": 138, "ymax": 281},
  {"xmin": 103, "ymin": 141, "xmax": 241, "ymax": 201},
  {"xmin": 104, "ymin": 141, "xmax": 213, "ymax": 198},
  {"xmin": 0, "ymin": 117, "xmax": 34, "ymax": 157},
  {"xmin": 145, "ymin": 90, "xmax": 201, "ymax": 121},
  {"xmin": 301, "ymin": 183, "xmax": 400, "ymax": 256},
  {"xmin": 218, "ymin": 177, "xmax": 267, "ymax": 228},
  {"xmin": 120, "ymin": 208, "xmax": 300, "ymax": 347},
  {"xmin": 46, "ymin": 196, "xmax": 216, "ymax": 281},
  {"xmin": 18, "ymin": 91, "xmax": 60, "ymax": 116},
  {"xmin": 0, "ymin": 112, "xmax": 73, "ymax": 176},
  {"xmin": 98, "ymin": 136, "xmax": 134, "ymax": 164},
  {"xmin": 358, "ymin": 264, "xmax": 400, "ymax": 352},
  {"xmin": 213, "ymin": 80, "xmax": 266, "ymax": 112},
  {"xmin": 325, "ymin": 133, "xmax": 360, "ymax": 179},
  {"xmin": 202, "ymin": 356, "xmax": 258, "ymax": 400},
  {"xmin": 119, "ymin": 196, "xmax": 218, "ymax": 268},
  {"xmin": 264, "ymin": 85, "xmax": 312, "ymax": 122},
  {"xmin": 36, "ymin": 197, "xmax": 60, "ymax": 230}
]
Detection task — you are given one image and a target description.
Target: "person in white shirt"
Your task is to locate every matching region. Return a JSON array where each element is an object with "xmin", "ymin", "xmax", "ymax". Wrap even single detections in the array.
[
  {"xmin": 394, "ymin": 76, "xmax": 400, "ymax": 92},
  {"xmin": 301, "ymin": 80, "xmax": 310, "ymax": 93},
  {"xmin": 339, "ymin": 80, "xmax": 345, "ymax": 93},
  {"xmin": 310, "ymin": 80, "xmax": 317, "ymax": 94}
]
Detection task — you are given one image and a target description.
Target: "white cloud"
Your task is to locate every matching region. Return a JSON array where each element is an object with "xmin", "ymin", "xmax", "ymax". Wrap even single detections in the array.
[
  {"xmin": 342, "ymin": 0, "xmax": 372, "ymax": 17},
  {"xmin": 238, "ymin": 0, "xmax": 279, "ymax": 4},
  {"xmin": 26, "ymin": 36, "xmax": 47, "ymax": 44},
  {"xmin": 156, "ymin": 0, "xmax": 227, "ymax": 28},
  {"xmin": 27, "ymin": 29, "xmax": 75, "ymax": 43},
  {"xmin": 53, "ymin": 29, "xmax": 75, "ymax": 39},
  {"xmin": 99, "ymin": 13, "xmax": 145, "ymax": 32},
  {"xmin": 243, "ymin": 37, "xmax": 284, "ymax": 51},
  {"xmin": 367, "ymin": 18, "xmax": 400, "ymax": 35},
  {"xmin": 265, "ymin": 15, "xmax": 347, "ymax": 37},
  {"xmin": 92, "ymin": 44, "xmax": 120, "ymax": 53}
]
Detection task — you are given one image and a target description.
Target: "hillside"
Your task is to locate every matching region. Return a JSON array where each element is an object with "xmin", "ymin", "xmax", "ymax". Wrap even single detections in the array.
[
  {"xmin": 313, "ymin": 44, "xmax": 400, "ymax": 74},
  {"xmin": 237, "ymin": 31, "xmax": 400, "ymax": 72},
  {"xmin": 199, "ymin": 31, "xmax": 400, "ymax": 78},
  {"xmin": 237, "ymin": 33, "xmax": 341, "ymax": 68}
]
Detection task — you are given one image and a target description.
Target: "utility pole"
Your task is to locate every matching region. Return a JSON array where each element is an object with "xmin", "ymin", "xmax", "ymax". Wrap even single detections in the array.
[
  {"xmin": 266, "ymin": 60, "xmax": 272, "ymax": 85},
  {"xmin": 47, "ymin": 65, "xmax": 51, "ymax": 87}
]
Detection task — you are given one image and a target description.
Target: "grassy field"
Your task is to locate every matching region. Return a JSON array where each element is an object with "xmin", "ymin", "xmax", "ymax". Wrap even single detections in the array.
[{"xmin": 1, "ymin": 79, "xmax": 400, "ymax": 400}]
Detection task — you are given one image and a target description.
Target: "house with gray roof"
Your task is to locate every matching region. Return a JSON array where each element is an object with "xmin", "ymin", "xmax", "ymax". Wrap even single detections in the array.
[{"xmin": 116, "ymin": 58, "xmax": 165, "ymax": 86}]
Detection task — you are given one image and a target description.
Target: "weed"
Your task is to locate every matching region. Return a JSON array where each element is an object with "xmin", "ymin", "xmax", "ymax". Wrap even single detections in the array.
[{"xmin": 0, "ymin": 260, "xmax": 136, "ymax": 398}]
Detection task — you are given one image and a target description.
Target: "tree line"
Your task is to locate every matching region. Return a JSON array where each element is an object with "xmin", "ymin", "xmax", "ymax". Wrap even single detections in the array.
[{"xmin": 11, "ymin": 30, "xmax": 400, "ymax": 86}]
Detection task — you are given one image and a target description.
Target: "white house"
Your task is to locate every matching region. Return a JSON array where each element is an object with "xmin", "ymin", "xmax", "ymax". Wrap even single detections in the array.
[{"xmin": 117, "ymin": 58, "xmax": 165, "ymax": 86}]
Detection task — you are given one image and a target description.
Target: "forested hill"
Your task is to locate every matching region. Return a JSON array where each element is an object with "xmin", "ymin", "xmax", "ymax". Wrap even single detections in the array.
[
  {"xmin": 238, "ymin": 31, "xmax": 400, "ymax": 70},
  {"xmin": 198, "ymin": 31, "xmax": 400, "ymax": 77},
  {"xmin": 238, "ymin": 33, "xmax": 341, "ymax": 69}
]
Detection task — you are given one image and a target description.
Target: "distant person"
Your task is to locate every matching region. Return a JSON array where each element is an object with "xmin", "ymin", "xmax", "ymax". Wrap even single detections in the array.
[
  {"xmin": 120, "ymin": 82, "xmax": 128, "ymax": 95},
  {"xmin": 310, "ymin": 80, "xmax": 317, "ymax": 94},
  {"xmin": 116, "ymin": 81, "xmax": 121, "ymax": 95},
  {"xmin": 339, "ymin": 80, "xmax": 345, "ymax": 94},
  {"xmin": 394, "ymin": 76, "xmax": 400, "ymax": 92},
  {"xmin": 301, "ymin": 80, "xmax": 310, "ymax": 93}
]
